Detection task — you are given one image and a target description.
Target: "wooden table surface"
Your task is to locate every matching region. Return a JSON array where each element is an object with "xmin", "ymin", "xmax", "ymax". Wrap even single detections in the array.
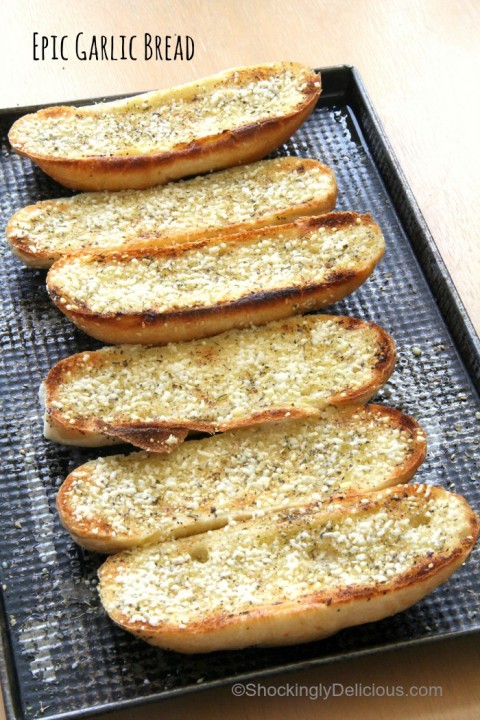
[{"xmin": 1, "ymin": 1, "xmax": 479, "ymax": 718}]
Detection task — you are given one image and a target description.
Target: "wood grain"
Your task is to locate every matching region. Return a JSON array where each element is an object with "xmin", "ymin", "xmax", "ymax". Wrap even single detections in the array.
[{"xmin": 0, "ymin": 1, "xmax": 479, "ymax": 719}]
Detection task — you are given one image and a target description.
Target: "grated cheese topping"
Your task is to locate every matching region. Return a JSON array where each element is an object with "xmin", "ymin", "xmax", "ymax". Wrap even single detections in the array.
[
  {"xmin": 47, "ymin": 315, "xmax": 391, "ymax": 427},
  {"xmin": 9, "ymin": 159, "xmax": 334, "ymax": 258},
  {"xmin": 14, "ymin": 65, "xmax": 315, "ymax": 158},
  {"xmin": 101, "ymin": 490, "xmax": 470, "ymax": 625},
  {"xmin": 62, "ymin": 407, "xmax": 422, "ymax": 540},
  {"xmin": 49, "ymin": 215, "xmax": 383, "ymax": 315}
]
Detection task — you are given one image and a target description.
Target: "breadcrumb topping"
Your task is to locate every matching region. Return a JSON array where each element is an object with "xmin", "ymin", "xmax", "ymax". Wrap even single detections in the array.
[
  {"xmin": 62, "ymin": 407, "xmax": 420, "ymax": 540},
  {"xmin": 47, "ymin": 316, "xmax": 391, "ymax": 428},
  {"xmin": 101, "ymin": 490, "xmax": 469, "ymax": 624},
  {"xmin": 49, "ymin": 215, "xmax": 383, "ymax": 315}
]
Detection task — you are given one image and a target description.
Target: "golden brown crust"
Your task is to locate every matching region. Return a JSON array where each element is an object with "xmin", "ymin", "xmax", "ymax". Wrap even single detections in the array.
[
  {"xmin": 8, "ymin": 63, "xmax": 321, "ymax": 191},
  {"xmin": 56, "ymin": 404, "xmax": 427, "ymax": 553},
  {"xmin": 97, "ymin": 485, "xmax": 479, "ymax": 652},
  {"xmin": 5, "ymin": 158, "xmax": 337, "ymax": 268},
  {"xmin": 325, "ymin": 318, "xmax": 396, "ymax": 407},
  {"xmin": 42, "ymin": 315, "xmax": 397, "ymax": 450},
  {"xmin": 367, "ymin": 405, "xmax": 427, "ymax": 481},
  {"xmin": 46, "ymin": 213, "xmax": 385, "ymax": 345}
]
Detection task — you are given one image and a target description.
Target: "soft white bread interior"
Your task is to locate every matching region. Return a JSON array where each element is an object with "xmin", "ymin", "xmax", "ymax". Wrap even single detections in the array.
[
  {"xmin": 42, "ymin": 314, "xmax": 396, "ymax": 450},
  {"xmin": 97, "ymin": 484, "xmax": 479, "ymax": 653},
  {"xmin": 8, "ymin": 62, "xmax": 321, "ymax": 191},
  {"xmin": 57, "ymin": 405, "xmax": 426, "ymax": 553},
  {"xmin": 47, "ymin": 213, "xmax": 385, "ymax": 345},
  {"xmin": 6, "ymin": 158, "xmax": 336, "ymax": 268}
]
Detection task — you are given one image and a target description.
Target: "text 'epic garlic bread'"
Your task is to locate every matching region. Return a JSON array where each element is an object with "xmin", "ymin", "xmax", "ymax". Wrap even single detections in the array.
[
  {"xmin": 98, "ymin": 485, "xmax": 479, "ymax": 653},
  {"xmin": 6, "ymin": 158, "xmax": 336, "ymax": 268},
  {"xmin": 42, "ymin": 314, "xmax": 396, "ymax": 450},
  {"xmin": 47, "ymin": 213, "xmax": 385, "ymax": 345},
  {"xmin": 57, "ymin": 405, "xmax": 426, "ymax": 553},
  {"xmin": 8, "ymin": 62, "xmax": 321, "ymax": 191}
]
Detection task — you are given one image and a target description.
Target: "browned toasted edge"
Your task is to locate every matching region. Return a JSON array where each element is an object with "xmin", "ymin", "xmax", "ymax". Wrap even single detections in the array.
[
  {"xmin": 5, "ymin": 158, "xmax": 337, "ymax": 268},
  {"xmin": 322, "ymin": 315, "xmax": 396, "ymax": 408},
  {"xmin": 43, "ymin": 315, "xmax": 396, "ymax": 449},
  {"xmin": 365, "ymin": 404, "xmax": 427, "ymax": 482},
  {"xmin": 97, "ymin": 485, "xmax": 479, "ymax": 652},
  {"xmin": 8, "ymin": 63, "xmax": 321, "ymax": 191},
  {"xmin": 56, "ymin": 403, "xmax": 427, "ymax": 553},
  {"xmin": 6, "ymin": 199, "xmax": 74, "ymax": 269},
  {"xmin": 47, "ymin": 213, "xmax": 384, "ymax": 345}
]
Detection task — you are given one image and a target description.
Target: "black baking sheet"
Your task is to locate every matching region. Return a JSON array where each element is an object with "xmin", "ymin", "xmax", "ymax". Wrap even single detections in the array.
[{"xmin": 0, "ymin": 66, "xmax": 479, "ymax": 720}]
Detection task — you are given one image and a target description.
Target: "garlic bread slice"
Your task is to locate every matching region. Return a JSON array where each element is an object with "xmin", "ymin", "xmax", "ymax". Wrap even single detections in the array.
[
  {"xmin": 47, "ymin": 212, "xmax": 384, "ymax": 345},
  {"xmin": 6, "ymin": 158, "xmax": 336, "ymax": 268},
  {"xmin": 98, "ymin": 485, "xmax": 478, "ymax": 652},
  {"xmin": 58, "ymin": 405, "xmax": 426, "ymax": 553},
  {"xmin": 42, "ymin": 314, "xmax": 395, "ymax": 450},
  {"xmin": 9, "ymin": 62, "xmax": 321, "ymax": 191}
]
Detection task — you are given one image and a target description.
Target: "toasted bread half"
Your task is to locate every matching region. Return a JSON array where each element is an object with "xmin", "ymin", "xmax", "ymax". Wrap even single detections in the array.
[
  {"xmin": 57, "ymin": 405, "xmax": 426, "ymax": 553},
  {"xmin": 6, "ymin": 158, "xmax": 336, "ymax": 268},
  {"xmin": 47, "ymin": 213, "xmax": 385, "ymax": 345},
  {"xmin": 42, "ymin": 314, "xmax": 396, "ymax": 450},
  {"xmin": 98, "ymin": 484, "xmax": 479, "ymax": 652},
  {"xmin": 8, "ymin": 63, "xmax": 321, "ymax": 191}
]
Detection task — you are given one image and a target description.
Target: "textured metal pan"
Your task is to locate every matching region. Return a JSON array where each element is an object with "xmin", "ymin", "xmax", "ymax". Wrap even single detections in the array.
[{"xmin": 0, "ymin": 66, "xmax": 479, "ymax": 720}]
